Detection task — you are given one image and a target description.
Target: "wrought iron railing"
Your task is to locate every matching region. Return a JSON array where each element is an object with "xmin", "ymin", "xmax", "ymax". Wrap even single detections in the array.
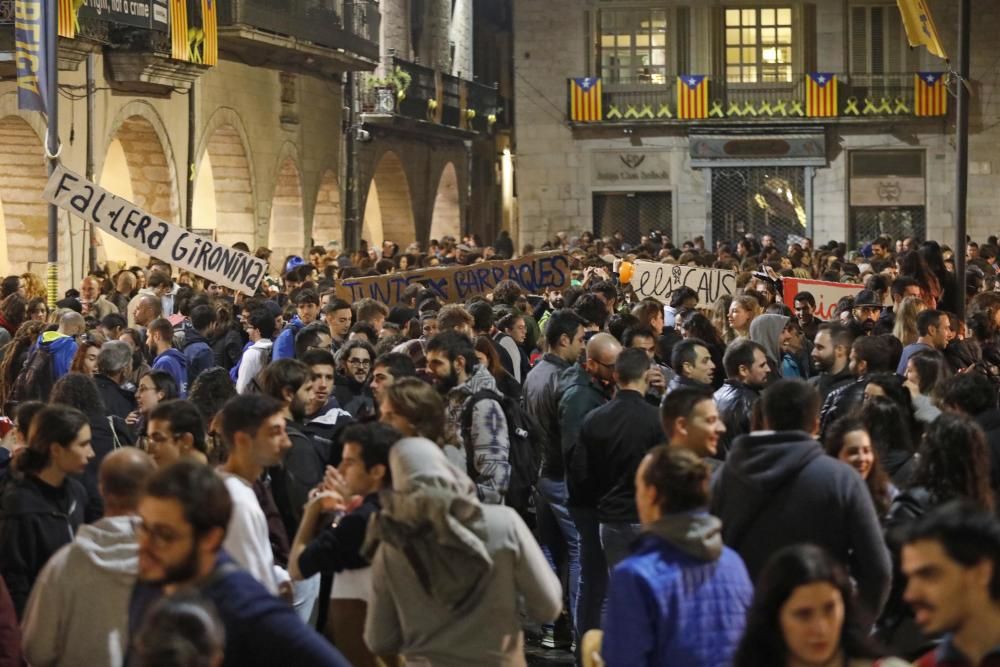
[
  {"xmin": 361, "ymin": 56, "xmax": 500, "ymax": 133},
  {"xmin": 571, "ymin": 72, "xmax": 940, "ymax": 123}
]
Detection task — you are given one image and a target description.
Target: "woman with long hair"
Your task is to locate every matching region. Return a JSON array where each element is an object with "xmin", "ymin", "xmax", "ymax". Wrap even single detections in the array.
[
  {"xmin": 892, "ymin": 296, "xmax": 926, "ymax": 347},
  {"xmin": 903, "ymin": 349, "xmax": 949, "ymax": 423},
  {"xmin": 712, "ymin": 294, "xmax": 736, "ymax": 343},
  {"xmin": 493, "ymin": 310, "xmax": 530, "ymax": 387},
  {"xmin": 880, "ymin": 414, "xmax": 995, "ymax": 655},
  {"xmin": 0, "ymin": 294, "xmax": 27, "ymax": 349},
  {"xmin": 857, "ymin": 391, "xmax": 918, "ymax": 488},
  {"xmin": 896, "ymin": 251, "xmax": 941, "ymax": 309},
  {"xmin": 734, "ymin": 544, "xmax": 907, "ymax": 667},
  {"xmin": 919, "ymin": 240, "xmax": 958, "ymax": 313},
  {"xmin": 25, "ymin": 298, "xmax": 48, "ymax": 324},
  {"xmin": 0, "ymin": 405, "xmax": 93, "ymax": 614},
  {"xmin": 19, "ymin": 272, "xmax": 45, "ymax": 301},
  {"xmin": 473, "ymin": 335, "xmax": 521, "ymax": 399},
  {"xmin": 824, "ymin": 416, "xmax": 894, "ymax": 517},
  {"xmin": 728, "ymin": 295, "xmax": 760, "ymax": 341},
  {"xmin": 69, "ymin": 339, "xmax": 102, "ymax": 377},
  {"xmin": 0, "ymin": 320, "xmax": 45, "ymax": 412},
  {"xmin": 126, "ymin": 370, "xmax": 179, "ymax": 441}
]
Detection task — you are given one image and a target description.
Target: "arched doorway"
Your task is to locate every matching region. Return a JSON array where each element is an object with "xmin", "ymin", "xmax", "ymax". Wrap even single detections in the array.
[
  {"xmin": 430, "ymin": 161, "xmax": 461, "ymax": 242},
  {"xmin": 100, "ymin": 116, "xmax": 180, "ymax": 271},
  {"xmin": 362, "ymin": 150, "xmax": 414, "ymax": 250},
  {"xmin": 195, "ymin": 124, "xmax": 255, "ymax": 248},
  {"xmin": 0, "ymin": 116, "xmax": 47, "ymax": 277},
  {"xmin": 268, "ymin": 158, "xmax": 306, "ymax": 267},
  {"xmin": 311, "ymin": 169, "xmax": 342, "ymax": 250}
]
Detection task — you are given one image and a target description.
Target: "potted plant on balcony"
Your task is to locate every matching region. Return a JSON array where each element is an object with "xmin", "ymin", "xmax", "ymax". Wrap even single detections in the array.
[{"xmin": 366, "ymin": 67, "xmax": 412, "ymax": 113}]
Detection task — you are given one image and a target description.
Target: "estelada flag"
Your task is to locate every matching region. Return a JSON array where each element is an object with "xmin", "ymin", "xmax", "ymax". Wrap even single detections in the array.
[
  {"xmin": 897, "ymin": 0, "xmax": 947, "ymax": 60},
  {"xmin": 569, "ymin": 78, "xmax": 602, "ymax": 122},
  {"xmin": 676, "ymin": 75, "xmax": 708, "ymax": 120},
  {"xmin": 806, "ymin": 73, "xmax": 838, "ymax": 117},
  {"xmin": 914, "ymin": 72, "xmax": 947, "ymax": 116},
  {"xmin": 171, "ymin": 0, "xmax": 189, "ymax": 61}
]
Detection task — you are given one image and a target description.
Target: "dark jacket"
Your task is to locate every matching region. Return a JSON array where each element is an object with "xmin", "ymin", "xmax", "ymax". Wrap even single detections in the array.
[
  {"xmin": 557, "ymin": 364, "xmax": 613, "ymax": 506},
  {"xmin": 269, "ymin": 420, "xmax": 327, "ymax": 538},
  {"xmin": 0, "ymin": 475, "xmax": 88, "ymax": 616},
  {"xmin": 212, "ymin": 325, "xmax": 245, "ymax": 372},
  {"xmin": 522, "ymin": 353, "xmax": 573, "ymax": 480},
  {"xmin": 332, "ymin": 374, "xmax": 375, "ymax": 420},
  {"xmin": 0, "ymin": 578, "xmax": 20, "ymax": 667},
  {"xmin": 94, "ymin": 374, "xmax": 137, "ymax": 421},
  {"xmin": 819, "ymin": 376, "xmax": 868, "ymax": 440},
  {"xmin": 808, "ymin": 367, "xmax": 855, "ymax": 401},
  {"xmin": 128, "ymin": 553, "xmax": 351, "ymax": 667},
  {"xmin": 714, "ymin": 380, "xmax": 760, "ymax": 459},
  {"xmin": 975, "ymin": 408, "xmax": 1000, "ymax": 490},
  {"xmin": 576, "ymin": 390, "xmax": 664, "ymax": 523},
  {"xmin": 182, "ymin": 328, "xmax": 216, "ymax": 385},
  {"xmin": 666, "ymin": 374, "xmax": 712, "ymax": 396},
  {"xmin": 712, "ymin": 430, "xmax": 892, "ymax": 617},
  {"xmin": 298, "ymin": 493, "xmax": 381, "ymax": 578},
  {"xmin": 81, "ymin": 414, "xmax": 136, "ymax": 520}
]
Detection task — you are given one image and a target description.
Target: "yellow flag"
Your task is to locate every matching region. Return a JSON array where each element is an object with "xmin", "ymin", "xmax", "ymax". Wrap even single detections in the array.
[{"xmin": 896, "ymin": 0, "xmax": 947, "ymax": 60}]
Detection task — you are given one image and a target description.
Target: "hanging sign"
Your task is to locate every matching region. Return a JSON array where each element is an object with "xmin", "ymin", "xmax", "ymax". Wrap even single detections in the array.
[{"xmin": 43, "ymin": 163, "xmax": 267, "ymax": 296}]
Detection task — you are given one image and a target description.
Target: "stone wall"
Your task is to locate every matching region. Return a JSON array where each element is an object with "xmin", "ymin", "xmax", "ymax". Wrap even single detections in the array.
[{"xmin": 513, "ymin": 0, "xmax": 1000, "ymax": 248}]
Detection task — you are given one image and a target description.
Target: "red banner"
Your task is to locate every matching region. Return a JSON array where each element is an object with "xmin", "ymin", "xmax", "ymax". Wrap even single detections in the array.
[{"xmin": 781, "ymin": 277, "xmax": 863, "ymax": 321}]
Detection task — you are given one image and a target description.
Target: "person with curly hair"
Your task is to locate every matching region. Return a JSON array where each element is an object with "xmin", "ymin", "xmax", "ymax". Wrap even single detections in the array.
[{"xmin": 0, "ymin": 320, "xmax": 45, "ymax": 412}]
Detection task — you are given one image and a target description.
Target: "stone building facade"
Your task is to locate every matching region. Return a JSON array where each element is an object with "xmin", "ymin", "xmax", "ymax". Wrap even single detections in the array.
[{"xmin": 513, "ymin": 0, "xmax": 1000, "ymax": 250}]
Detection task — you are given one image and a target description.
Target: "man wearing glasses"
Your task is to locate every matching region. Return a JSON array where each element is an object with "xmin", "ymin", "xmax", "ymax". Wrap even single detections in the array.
[
  {"xmin": 332, "ymin": 340, "xmax": 376, "ymax": 419},
  {"xmin": 128, "ymin": 460, "xmax": 350, "ymax": 667}
]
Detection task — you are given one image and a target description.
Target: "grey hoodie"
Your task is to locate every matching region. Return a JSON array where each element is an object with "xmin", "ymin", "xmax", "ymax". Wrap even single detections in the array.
[
  {"xmin": 749, "ymin": 313, "xmax": 789, "ymax": 368},
  {"xmin": 21, "ymin": 515, "xmax": 139, "ymax": 667},
  {"xmin": 644, "ymin": 512, "xmax": 724, "ymax": 561}
]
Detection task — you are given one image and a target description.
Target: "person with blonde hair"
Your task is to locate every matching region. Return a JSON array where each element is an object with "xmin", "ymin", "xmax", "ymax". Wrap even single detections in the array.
[
  {"xmin": 727, "ymin": 295, "xmax": 759, "ymax": 341},
  {"xmin": 892, "ymin": 296, "xmax": 926, "ymax": 347}
]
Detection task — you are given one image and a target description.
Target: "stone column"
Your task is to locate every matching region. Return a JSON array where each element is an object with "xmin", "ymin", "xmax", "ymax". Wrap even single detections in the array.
[
  {"xmin": 417, "ymin": 0, "xmax": 451, "ymax": 71},
  {"xmin": 380, "ymin": 0, "xmax": 411, "ymax": 64},
  {"xmin": 449, "ymin": 0, "xmax": 473, "ymax": 78}
]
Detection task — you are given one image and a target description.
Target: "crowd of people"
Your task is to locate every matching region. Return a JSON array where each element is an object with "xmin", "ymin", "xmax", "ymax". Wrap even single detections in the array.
[{"xmin": 0, "ymin": 229, "xmax": 997, "ymax": 666}]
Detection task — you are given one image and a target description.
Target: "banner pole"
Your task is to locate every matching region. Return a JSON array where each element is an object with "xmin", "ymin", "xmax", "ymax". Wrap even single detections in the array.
[
  {"xmin": 954, "ymin": 0, "xmax": 970, "ymax": 323},
  {"xmin": 45, "ymin": 0, "xmax": 59, "ymax": 308}
]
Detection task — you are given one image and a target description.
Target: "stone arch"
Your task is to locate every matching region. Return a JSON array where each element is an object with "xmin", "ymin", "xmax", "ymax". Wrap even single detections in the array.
[
  {"xmin": 430, "ymin": 161, "xmax": 461, "ymax": 242},
  {"xmin": 311, "ymin": 169, "xmax": 342, "ymax": 249},
  {"xmin": 268, "ymin": 156, "xmax": 306, "ymax": 266},
  {"xmin": 100, "ymin": 112, "xmax": 181, "ymax": 269},
  {"xmin": 363, "ymin": 150, "xmax": 415, "ymax": 249},
  {"xmin": 194, "ymin": 123, "xmax": 256, "ymax": 248},
  {"xmin": 0, "ymin": 116, "xmax": 48, "ymax": 276}
]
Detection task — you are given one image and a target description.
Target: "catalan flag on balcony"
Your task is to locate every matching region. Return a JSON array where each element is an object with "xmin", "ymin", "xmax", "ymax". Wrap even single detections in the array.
[
  {"xmin": 569, "ymin": 78, "xmax": 602, "ymax": 122},
  {"xmin": 806, "ymin": 73, "xmax": 838, "ymax": 117},
  {"xmin": 676, "ymin": 75, "xmax": 708, "ymax": 119},
  {"xmin": 171, "ymin": 0, "xmax": 189, "ymax": 61},
  {"xmin": 57, "ymin": 0, "xmax": 74, "ymax": 38},
  {"xmin": 915, "ymin": 72, "xmax": 947, "ymax": 116}
]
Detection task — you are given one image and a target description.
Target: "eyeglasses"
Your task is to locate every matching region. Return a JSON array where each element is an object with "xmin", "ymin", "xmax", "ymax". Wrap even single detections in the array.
[
  {"xmin": 347, "ymin": 358, "xmax": 372, "ymax": 368},
  {"xmin": 136, "ymin": 520, "xmax": 190, "ymax": 549}
]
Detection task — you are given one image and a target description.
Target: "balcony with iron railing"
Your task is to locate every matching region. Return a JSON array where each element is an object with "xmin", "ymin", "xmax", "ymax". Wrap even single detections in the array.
[
  {"xmin": 570, "ymin": 73, "xmax": 947, "ymax": 125},
  {"xmin": 217, "ymin": 0, "xmax": 380, "ymax": 72},
  {"xmin": 361, "ymin": 56, "xmax": 502, "ymax": 135}
]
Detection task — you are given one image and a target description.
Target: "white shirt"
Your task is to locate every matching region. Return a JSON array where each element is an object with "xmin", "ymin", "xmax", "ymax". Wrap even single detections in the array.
[{"xmin": 220, "ymin": 473, "xmax": 288, "ymax": 595}]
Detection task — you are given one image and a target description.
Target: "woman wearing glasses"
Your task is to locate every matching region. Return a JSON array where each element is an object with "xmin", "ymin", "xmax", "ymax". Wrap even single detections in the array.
[
  {"xmin": 0, "ymin": 405, "xmax": 93, "ymax": 615},
  {"xmin": 127, "ymin": 371, "xmax": 179, "ymax": 446}
]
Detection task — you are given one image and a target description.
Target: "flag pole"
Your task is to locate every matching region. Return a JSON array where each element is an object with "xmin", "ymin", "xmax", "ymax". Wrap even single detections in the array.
[
  {"xmin": 45, "ymin": 0, "xmax": 59, "ymax": 308},
  {"xmin": 954, "ymin": 0, "xmax": 970, "ymax": 323}
]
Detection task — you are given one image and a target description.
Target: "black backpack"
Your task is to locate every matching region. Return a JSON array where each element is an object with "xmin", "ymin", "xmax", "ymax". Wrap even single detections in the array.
[
  {"xmin": 461, "ymin": 389, "xmax": 545, "ymax": 517},
  {"xmin": 247, "ymin": 345, "xmax": 274, "ymax": 394},
  {"xmin": 11, "ymin": 344, "xmax": 54, "ymax": 404}
]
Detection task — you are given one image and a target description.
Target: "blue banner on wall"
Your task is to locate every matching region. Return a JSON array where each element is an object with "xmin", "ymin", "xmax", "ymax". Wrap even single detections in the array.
[{"xmin": 15, "ymin": 0, "xmax": 48, "ymax": 114}]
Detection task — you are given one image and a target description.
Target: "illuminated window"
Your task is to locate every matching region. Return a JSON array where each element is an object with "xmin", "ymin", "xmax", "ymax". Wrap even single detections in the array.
[
  {"xmin": 598, "ymin": 9, "xmax": 669, "ymax": 84},
  {"xmin": 724, "ymin": 7, "xmax": 793, "ymax": 83}
]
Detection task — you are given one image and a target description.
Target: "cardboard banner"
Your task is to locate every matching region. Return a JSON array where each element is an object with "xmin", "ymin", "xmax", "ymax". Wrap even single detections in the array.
[
  {"xmin": 43, "ymin": 164, "xmax": 267, "ymax": 296},
  {"xmin": 335, "ymin": 251, "xmax": 569, "ymax": 306},
  {"xmin": 630, "ymin": 260, "xmax": 737, "ymax": 308},
  {"xmin": 781, "ymin": 277, "xmax": 863, "ymax": 320}
]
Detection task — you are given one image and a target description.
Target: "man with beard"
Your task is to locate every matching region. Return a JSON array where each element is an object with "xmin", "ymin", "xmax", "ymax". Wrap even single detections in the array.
[
  {"xmin": 851, "ymin": 289, "xmax": 883, "ymax": 336},
  {"xmin": 257, "ymin": 359, "xmax": 327, "ymax": 623},
  {"xmin": 300, "ymin": 349, "xmax": 353, "ymax": 468},
  {"xmin": 902, "ymin": 503, "xmax": 1000, "ymax": 667},
  {"xmin": 819, "ymin": 334, "xmax": 895, "ymax": 440},
  {"xmin": 425, "ymin": 331, "xmax": 511, "ymax": 504},
  {"xmin": 333, "ymin": 340, "xmax": 376, "ymax": 418},
  {"xmin": 793, "ymin": 291, "xmax": 823, "ymax": 343},
  {"xmin": 809, "ymin": 322, "xmax": 856, "ymax": 400},
  {"xmin": 218, "ymin": 395, "xmax": 292, "ymax": 597},
  {"xmin": 127, "ymin": 461, "xmax": 351, "ymax": 667},
  {"xmin": 713, "ymin": 339, "xmax": 769, "ymax": 458}
]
